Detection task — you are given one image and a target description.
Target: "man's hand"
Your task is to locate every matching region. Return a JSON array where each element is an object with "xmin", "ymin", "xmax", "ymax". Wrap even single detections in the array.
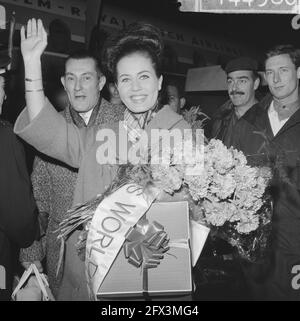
[{"xmin": 20, "ymin": 18, "xmax": 47, "ymax": 64}]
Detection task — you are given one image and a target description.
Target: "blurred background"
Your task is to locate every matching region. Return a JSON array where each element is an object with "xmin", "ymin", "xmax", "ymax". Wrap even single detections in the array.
[{"xmin": 0, "ymin": 0, "xmax": 299, "ymax": 123}]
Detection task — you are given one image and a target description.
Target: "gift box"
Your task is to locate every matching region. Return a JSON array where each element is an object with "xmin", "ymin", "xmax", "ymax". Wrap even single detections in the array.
[{"xmin": 97, "ymin": 201, "xmax": 192, "ymax": 300}]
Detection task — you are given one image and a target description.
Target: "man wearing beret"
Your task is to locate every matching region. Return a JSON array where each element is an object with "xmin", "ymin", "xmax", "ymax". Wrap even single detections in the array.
[
  {"xmin": 207, "ymin": 57, "xmax": 261, "ymax": 299},
  {"xmin": 232, "ymin": 45, "xmax": 300, "ymax": 300},
  {"xmin": 0, "ymin": 54, "xmax": 39, "ymax": 300},
  {"xmin": 210, "ymin": 57, "xmax": 260, "ymax": 147}
]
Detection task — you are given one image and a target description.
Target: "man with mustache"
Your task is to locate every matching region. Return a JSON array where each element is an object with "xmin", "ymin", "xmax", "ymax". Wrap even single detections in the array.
[
  {"xmin": 205, "ymin": 57, "xmax": 261, "ymax": 299},
  {"xmin": 211, "ymin": 57, "xmax": 260, "ymax": 146}
]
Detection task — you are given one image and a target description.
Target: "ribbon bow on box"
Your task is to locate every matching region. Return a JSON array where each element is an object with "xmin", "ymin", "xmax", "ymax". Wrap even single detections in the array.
[{"xmin": 124, "ymin": 218, "xmax": 170, "ymax": 269}]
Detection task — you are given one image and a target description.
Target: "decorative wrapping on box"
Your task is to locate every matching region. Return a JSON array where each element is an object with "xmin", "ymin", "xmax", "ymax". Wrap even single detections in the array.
[
  {"xmin": 85, "ymin": 184, "xmax": 160, "ymax": 300},
  {"xmin": 124, "ymin": 218, "xmax": 170, "ymax": 269},
  {"xmin": 123, "ymin": 217, "xmax": 191, "ymax": 296}
]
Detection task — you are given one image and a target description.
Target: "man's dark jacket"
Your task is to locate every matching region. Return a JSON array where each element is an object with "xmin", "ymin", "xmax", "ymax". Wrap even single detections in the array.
[
  {"xmin": 231, "ymin": 94, "xmax": 300, "ymax": 300},
  {"xmin": 0, "ymin": 119, "xmax": 39, "ymax": 300},
  {"xmin": 210, "ymin": 100, "xmax": 260, "ymax": 147}
]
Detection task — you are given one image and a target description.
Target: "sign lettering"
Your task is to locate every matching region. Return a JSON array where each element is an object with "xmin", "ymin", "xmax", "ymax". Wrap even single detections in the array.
[{"xmin": 0, "ymin": 0, "xmax": 85, "ymax": 20}]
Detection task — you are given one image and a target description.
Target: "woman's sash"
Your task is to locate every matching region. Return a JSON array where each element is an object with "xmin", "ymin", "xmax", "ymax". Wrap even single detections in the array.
[{"xmin": 85, "ymin": 184, "xmax": 159, "ymax": 300}]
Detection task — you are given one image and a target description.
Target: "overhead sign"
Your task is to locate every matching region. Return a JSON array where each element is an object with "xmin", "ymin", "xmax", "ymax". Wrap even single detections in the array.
[
  {"xmin": 100, "ymin": 4, "xmax": 248, "ymax": 57},
  {"xmin": 0, "ymin": 0, "xmax": 85, "ymax": 20},
  {"xmin": 179, "ymin": 0, "xmax": 300, "ymax": 14}
]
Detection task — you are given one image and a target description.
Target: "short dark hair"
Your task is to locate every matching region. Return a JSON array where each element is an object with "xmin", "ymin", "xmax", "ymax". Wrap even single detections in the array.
[
  {"xmin": 102, "ymin": 22, "xmax": 164, "ymax": 82},
  {"xmin": 265, "ymin": 45, "xmax": 300, "ymax": 69},
  {"xmin": 64, "ymin": 50, "xmax": 103, "ymax": 75},
  {"xmin": 159, "ymin": 77, "xmax": 185, "ymax": 106}
]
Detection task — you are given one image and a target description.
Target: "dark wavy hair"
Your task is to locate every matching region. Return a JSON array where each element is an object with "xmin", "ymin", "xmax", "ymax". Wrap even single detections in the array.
[
  {"xmin": 65, "ymin": 49, "xmax": 103, "ymax": 75},
  {"xmin": 265, "ymin": 45, "xmax": 300, "ymax": 69},
  {"xmin": 102, "ymin": 22, "xmax": 164, "ymax": 83}
]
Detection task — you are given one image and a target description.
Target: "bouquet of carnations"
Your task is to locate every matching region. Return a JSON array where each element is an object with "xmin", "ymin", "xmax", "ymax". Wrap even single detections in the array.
[
  {"xmin": 183, "ymin": 139, "xmax": 272, "ymax": 262},
  {"xmin": 57, "ymin": 137, "xmax": 272, "ymax": 266},
  {"xmin": 144, "ymin": 137, "xmax": 272, "ymax": 263}
]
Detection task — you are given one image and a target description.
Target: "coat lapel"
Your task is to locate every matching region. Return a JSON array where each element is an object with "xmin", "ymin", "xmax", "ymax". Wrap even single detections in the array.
[
  {"xmin": 273, "ymin": 108, "xmax": 300, "ymax": 139},
  {"xmin": 243, "ymin": 102, "xmax": 274, "ymax": 141}
]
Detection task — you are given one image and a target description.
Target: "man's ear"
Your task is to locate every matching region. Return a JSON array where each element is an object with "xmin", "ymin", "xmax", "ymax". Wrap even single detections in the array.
[
  {"xmin": 158, "ymin": 75, "xmax": 163, "ymax": 91},
  {"xmin": 98, "ymin": 75, "xmax": 106, "ymax": 91},
  {"xmin": 297, "ymin": 67, "xmax": 300, "ymax": 79},
  {"xmin": 61, "ymin": 76, "xmax": 66, "ymax": 90},
  {"xmin": 263, "ymin": 72, "xmax": 267, "ymax": 84},
  {"xmin": 180, "ymin": 97, "xmax": 186, "ymax": 109},
  {"xmin": 254, "ymin": 77, "xmax": 260, "ymax": 91}
]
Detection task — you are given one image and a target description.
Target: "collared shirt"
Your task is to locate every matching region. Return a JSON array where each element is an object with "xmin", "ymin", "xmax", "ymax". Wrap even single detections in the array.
[
  {"xmin": 79, "ymin": 108, "xmax": 93, "ymax": 125},
  {"xmin": 268, "ymin": 99, "xmax": 300, "ymax": 136},
  {"xmin": 68, "ymin": 99, "xmax": 101, "ymax": 128},
  {"xmin": 268, "ymin": 101, "xmax": 289, "ymax": 136}
]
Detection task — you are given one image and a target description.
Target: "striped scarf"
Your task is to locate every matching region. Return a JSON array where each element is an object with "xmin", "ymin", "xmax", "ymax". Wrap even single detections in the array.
[{"xmin": 123, "ymin": 108, "xmax": 157, "ymax": 144}]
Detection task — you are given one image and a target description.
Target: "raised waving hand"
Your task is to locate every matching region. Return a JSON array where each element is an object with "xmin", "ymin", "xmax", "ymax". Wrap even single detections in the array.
[
  {"xmin": 20, "ymin": 18, "xmax": 47, "ymax": 64},
  {"xmin": 20, "ymin": 19, "xmax": 47, "ymax": 120}
]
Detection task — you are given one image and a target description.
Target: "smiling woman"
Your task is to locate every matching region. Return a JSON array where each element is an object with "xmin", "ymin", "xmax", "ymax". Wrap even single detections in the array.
[
  {"xmin": 103, "ymin": 22, "xmax": 164, "ymax": 115},
  {"xmin": 14, "ymin": 18, "xmax": 191, "ymax": 300},
  {"xmin": 116, "ymin": 53, "xmax": 163, "ymax": 114}
]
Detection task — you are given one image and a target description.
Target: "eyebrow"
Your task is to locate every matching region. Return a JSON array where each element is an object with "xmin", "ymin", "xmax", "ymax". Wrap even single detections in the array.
[
  {"xmin": 265, "ymin": 65, "xmax": 290, "ymax": 71},
  {"xmin": 119, "ymin": 70, "xmax": 151, "ymax": 77},
  {"xmin": 227, "ymin": 76, "xmax": 250, "ymax": 80},
  {"xmin": 65, "ymin": 71, "xmax": 95, "ymax": 76}
]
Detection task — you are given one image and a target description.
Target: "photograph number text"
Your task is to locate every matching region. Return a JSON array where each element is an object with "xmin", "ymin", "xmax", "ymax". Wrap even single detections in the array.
[{"xmin": 291, "ymin": 265, "xmax": 300, "ymax": 290}]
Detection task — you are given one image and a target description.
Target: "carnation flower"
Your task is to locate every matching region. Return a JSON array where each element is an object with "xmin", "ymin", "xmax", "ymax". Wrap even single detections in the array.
[
  {"xmin": 206, "ymin": 139, "xmax": 236, "ymax": 174},
  {"xmin": 209, "ymin": 172, "xmax": 236, "ymax": 199},
  {"xmin": 202, "ymin": 200, "xmax": 228, "ymax": 226},
  {"xmin": 184, "ymin": 171, "xmax": 209, "ymax": 200},
  {"xmin": 236, "ymin": 215, "xmax": 260, "ymax": 234},
  {"xmin": 151, "ymin": 165, "xmax": 183, "ymax": 194}
]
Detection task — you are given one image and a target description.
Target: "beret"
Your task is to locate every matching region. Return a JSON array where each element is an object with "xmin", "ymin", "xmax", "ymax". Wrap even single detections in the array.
[{"xmin": 224, "ymin": 56, "xmax": 258, "ymax": 74}]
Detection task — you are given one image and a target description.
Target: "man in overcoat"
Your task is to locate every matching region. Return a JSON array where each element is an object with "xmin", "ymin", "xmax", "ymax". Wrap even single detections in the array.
[
  {"xmin": 232, "ymin": 45, "xmax": 300, "ymax": 300},
  {"xmin": 211, "ymin": 57, "xmax": 260, "ymax": 146}
]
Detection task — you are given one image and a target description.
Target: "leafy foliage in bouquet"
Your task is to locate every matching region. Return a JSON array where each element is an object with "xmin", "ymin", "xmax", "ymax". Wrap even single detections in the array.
[
  {"xmin": 182, "ymin": 105, "xmax": 210, "ymax": 131},
  {"xmin": 212, "ymin": 195, "xmax": 273, "ymax": 263}
]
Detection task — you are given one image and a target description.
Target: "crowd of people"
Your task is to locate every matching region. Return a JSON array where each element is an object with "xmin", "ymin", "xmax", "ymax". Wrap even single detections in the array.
[{"xmin": 0, "ymin": 17, "xmax": 300, "ymax": 301}]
